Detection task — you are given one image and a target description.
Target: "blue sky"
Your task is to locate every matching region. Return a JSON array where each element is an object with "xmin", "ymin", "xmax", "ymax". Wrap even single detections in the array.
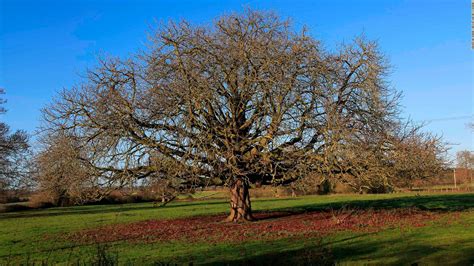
[{"xmin": 0, "ymin": 0, "xmax": 472, "ymax": 159}]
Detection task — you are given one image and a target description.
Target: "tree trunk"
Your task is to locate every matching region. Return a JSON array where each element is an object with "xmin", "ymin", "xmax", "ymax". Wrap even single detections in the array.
[{"xmin": 225, "ymin": 178, "xmax": 254, "ymax": 222}]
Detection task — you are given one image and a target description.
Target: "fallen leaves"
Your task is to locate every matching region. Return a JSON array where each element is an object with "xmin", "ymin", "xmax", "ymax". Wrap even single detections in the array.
[{"xmin": 67, "ymin": 208, "xmax": 457, "ymax": 245}]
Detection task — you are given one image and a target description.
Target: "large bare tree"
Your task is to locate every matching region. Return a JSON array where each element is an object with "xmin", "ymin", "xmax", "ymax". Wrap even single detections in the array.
[{"xmin": 43, "ymin": 10, "xmax": 418, "ymax": 221}]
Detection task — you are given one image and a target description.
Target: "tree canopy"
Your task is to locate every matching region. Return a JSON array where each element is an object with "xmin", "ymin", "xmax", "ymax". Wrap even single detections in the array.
[{"xmin": 41, "ymin": 10, "xmax": 446, "ymax": 221}]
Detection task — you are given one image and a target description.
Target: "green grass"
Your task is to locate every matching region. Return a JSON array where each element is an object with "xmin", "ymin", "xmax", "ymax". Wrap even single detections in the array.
[
  {"xmin": 418, "ymin": 183, "xmax": 474, "ymax": 190},
  {"xmin": 176, "ymin": 189, "xmax": 227, "ymax": 200},
  {"xmin": 1, "ymin": 192, "xmax": 473, "ymax": 265}
]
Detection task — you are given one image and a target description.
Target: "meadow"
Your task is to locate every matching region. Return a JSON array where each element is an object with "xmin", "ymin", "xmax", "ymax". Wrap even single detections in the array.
[{"xmin": 1, "ymin": 191, "xmax": 473, "ymax": 265}]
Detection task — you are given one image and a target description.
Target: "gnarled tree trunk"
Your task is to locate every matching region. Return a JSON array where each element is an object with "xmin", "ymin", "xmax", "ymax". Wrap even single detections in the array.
[{"xmin": 225, "ymin": 178, "xmax": 254, "ymax": 222}]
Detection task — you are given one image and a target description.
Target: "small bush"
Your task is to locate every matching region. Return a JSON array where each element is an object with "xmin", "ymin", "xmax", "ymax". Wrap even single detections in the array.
[
  {"xmin": 0, "ymin": 203, "xmax": 32, "ymax": 213},
  {"xmin": 28, "ymin": 192, "xmax": 55, "ymax": 209},
  {"xmin": 332, "ymin": 182, "xmax": 354, "ymax": 194},
  {"xmin": 0, "ymin": 190, "xmax": 30, "ymax": 204},
  {"xmin": 0, "ymin": 195, "xmax": 19, "ymax": 204},
  {"xmin": 99, "ymin": 190, "xmax": 153, "ymax": 204}
]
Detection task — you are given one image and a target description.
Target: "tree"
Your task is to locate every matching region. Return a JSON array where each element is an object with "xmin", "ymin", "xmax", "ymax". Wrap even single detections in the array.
[
  {"xmin": 457, "ymin": 150, "xmax": 474, "ymax": 184},
  {"xmin": 345, "ymin": 122, "xmax": 446, "ymax": 192},
  {"xmin": 457, "ymin": 150, "xmax": 474, "ymax": 169},
  {"xmin": 42, "ymin": 10, "xmax": 427, "ymax": 221},
  {"xmin": 35, "ymin": 133, "xmax": 104, "ymax": 206},
  {"xmin": 0, "ymin": 89, "xmax": 30, "ymax": 191}
]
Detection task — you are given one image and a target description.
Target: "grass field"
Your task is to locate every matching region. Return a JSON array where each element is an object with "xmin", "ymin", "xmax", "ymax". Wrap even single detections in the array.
[{"xmin": 1, "ymin": 192, "xmax": 473, "ymax": 265}]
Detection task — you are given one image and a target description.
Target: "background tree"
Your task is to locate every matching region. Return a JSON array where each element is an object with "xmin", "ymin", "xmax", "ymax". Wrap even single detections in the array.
[
  {"xmin": 456, "ymin": 150, "xmax": 474, "ymax": 185},
  {"xmin": 0, "ymin": 89, "xmax": 30, "ymax": 191},
  {"xmin": 42, "ymin": 10, "xmax": 446, "ymax": 221},
  {"xmin": 457, "ymin": 150, "xmax": 474, "ymax": 169},
  {"xmin": 35, "ymin": 133, "xmax": 102, "ymax": 206}
]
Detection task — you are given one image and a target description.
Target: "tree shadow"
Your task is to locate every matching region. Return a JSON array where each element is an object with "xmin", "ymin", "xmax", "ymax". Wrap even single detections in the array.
[
  {"xmin": 0, "ymin": 199, "xmax": 229, "ymax": 219},
  {"xmin": 1, "ymin": 193, "xmax": 473, "ymax": 220},
  {"xmin": 329, "ymin": 235, "xmax": 474, "ymax": 265},
  {"xmin": 249, "ymin": 193, "xmax": 474, "ymax": 222},
  {"xmin": 197, "ymin": 234, "xmax": 474, "ymax": 265},
  {"xmin": 270, "ymin": 193, "xmax": 474, "ymax": 214},
  {"xmin": 0, "ymin": 197, "xmax": 302, "ymax": 220}
]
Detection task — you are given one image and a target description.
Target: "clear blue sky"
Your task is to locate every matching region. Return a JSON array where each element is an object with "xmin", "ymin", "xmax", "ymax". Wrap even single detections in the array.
[{"xmin": 0, "ymin": 0, "xmax": 472, "ymax": 159}]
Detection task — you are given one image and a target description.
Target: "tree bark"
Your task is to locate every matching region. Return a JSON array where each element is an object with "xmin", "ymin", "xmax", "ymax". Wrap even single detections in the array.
[{"xmin": 225, "ymin": 178, "xmax": 254, "ymax": 222}]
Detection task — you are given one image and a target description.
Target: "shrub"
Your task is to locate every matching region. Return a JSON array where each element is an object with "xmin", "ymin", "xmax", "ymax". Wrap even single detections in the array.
[
  {"xmin": 28, "ymin": 191, "xmax": 55, "ymax": 208},
  {"xmin": 0, "ymin": 203, "xmax": 32, "ymax": 213}
]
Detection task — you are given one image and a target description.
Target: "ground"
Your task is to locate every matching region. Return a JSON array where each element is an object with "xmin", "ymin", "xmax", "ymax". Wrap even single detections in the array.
[{"xmin": 1, "ymin": 192, "xmax": 473, "ymax": 265}]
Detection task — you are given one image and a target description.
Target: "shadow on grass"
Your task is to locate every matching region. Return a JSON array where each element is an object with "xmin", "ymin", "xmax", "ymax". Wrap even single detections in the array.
[
  {"xmin": 1, "ymin": 193, "xmax": 473, "ymax": 220},
  {"xmin": 0, "ymin": 197, "xmax": 285, "ymax": 219},
  {"xmin": 267, "ymin": 193, "xmax": 474, "ymax": 214},
  {"xmin": 202, "ymin": 245, "xmax": 334, "ymax": 266},
  {"xmin": 251, "ymin": 193, "xmax": 474, "ymax": 222},
  {"xmin": 0, "ymin": 199, "xmax": 231, "ymax": 219},
  {"xmin": 199, "ymin": 234, "xmax": 474, "ymax": 265},
  {"xmin": 329, "ymin": 235, "xmax": 474, "ymax": 265}
]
